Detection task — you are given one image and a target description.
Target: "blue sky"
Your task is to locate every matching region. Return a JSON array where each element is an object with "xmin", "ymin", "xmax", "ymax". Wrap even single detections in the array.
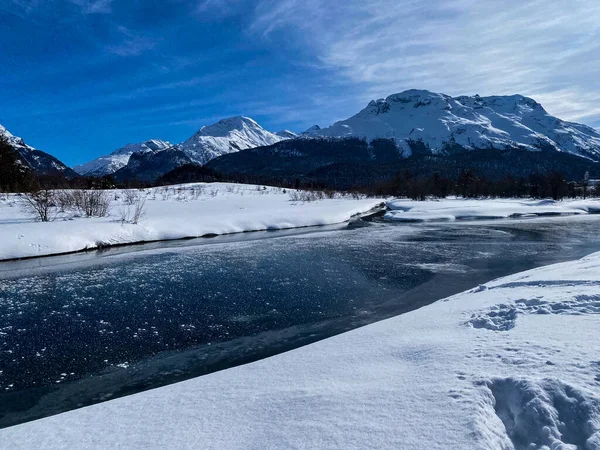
[{"xmin": 2, "ymin": 0, "xmax": 599, "ymax": 166}]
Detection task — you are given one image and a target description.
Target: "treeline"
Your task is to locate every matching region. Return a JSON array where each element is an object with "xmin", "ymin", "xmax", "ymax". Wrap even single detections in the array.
[
  {"xmin": 152, "ymin": 164, "xmax": 592, "ymax": 201},
  {"xmin": 2, "ymin": 133, "xmax": 594, "ymax": 201},
  {"xmin": 366, "ymin": 169, "xmax": 589, "ymax": 200}
]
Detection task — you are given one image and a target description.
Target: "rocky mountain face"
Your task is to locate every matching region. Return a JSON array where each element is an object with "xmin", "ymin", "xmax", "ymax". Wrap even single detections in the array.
[{"xmin": 0, "ymin": 124, "xmax": 76, "ymax": 178}]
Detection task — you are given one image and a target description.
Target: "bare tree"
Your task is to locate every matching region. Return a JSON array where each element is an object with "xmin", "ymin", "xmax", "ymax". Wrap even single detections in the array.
[{"xmin": 21, "ymin": 189, "xmax": 56, "ymax": 222}]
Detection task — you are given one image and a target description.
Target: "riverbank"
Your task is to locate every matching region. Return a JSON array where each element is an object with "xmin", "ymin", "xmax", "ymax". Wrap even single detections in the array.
[
  {"xmin": 2, "ymin": 242, "xmax": 599, "ymax": 448},
  {"xmin": 0, "ymin": 183, "xmax": 383, "ymax": 261},
  {"xmin": 385, "ymin": 197, "xmax": 600, "ymax": 221}
]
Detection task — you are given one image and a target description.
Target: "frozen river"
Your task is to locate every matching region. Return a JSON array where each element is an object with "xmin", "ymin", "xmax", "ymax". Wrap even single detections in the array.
[{"xmin": 1, "ymin": 216, "xmax": 600, "ymax": 427}]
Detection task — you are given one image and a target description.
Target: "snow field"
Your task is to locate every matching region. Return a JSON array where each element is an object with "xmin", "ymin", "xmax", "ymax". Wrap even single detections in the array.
[{"xmin": 0, "ymin": 183, "xmax": 383, "ymax": 260}]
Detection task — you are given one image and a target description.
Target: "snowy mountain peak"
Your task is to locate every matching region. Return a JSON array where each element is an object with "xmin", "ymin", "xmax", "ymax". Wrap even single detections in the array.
[
  {"xmin": 276, "ymin": 130, "xmax": 298, "ymax": 139},
  {"xmin": 114, "ymin": 139, "xmax": 172, "ymax": 155},
  {"xmin": 74, "ymin": 139, "xmax": 172, "ymax": 176},
  {"xmin": 194, "ymin": 116, "xmax": 263, "ymax": 138},
  {"xmin": 180, "ymin": 116, "xmax": 286, "ymax": 165},
  {"xmin": 310, "ymin": 90, "xmax": 600, "ymax": 160},
  {"xmin": 0, "ymin": 123, "xmax": 33, "ymax": 150}
]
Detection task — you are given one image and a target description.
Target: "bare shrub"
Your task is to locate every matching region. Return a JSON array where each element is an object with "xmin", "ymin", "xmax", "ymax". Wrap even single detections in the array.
[
  {"xmin": 123, "ymin": 190, "xmax": 139, "ymax": 205},
  {"xmin": 192, "ymin": 186, "xmax": 204, "ymax": 199},
  {"xmin": 72, "ymin": 190, "xmax": 111, "ymax": 217},
  {"xmin": 131, "ymin": 196, "xmax": 146, "ymax": 223},
  {"xmin": 324, "ymin": 189, "xmax": 336, "ymax": 199},
  {"xmin": 289, "ymin": 190, "xmax": 322, "ymax": 202},
  {"xmin": 21, "ymin": 189, "xmax": 56, "ymax": 222},
  {"xmin": 117, "ymin": 194, "xmax": 146, "ymax": 224},
  {"xmin": 160, "ymin": 187, "xmax": 171, "ymax": 200},
  {"xmin": 55, "ymin": 190, "xmax": 77, "ymax": 212}
]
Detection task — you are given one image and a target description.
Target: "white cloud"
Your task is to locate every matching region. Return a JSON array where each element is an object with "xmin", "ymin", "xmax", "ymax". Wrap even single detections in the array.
[
  {"xmin": 107, "ymin": 25, "xmax": 157, "ymax": 56},
  {"xmin": 69, "ymin": 0, "xmax": 113, "ymax": 14},
  {"xmin": 247, "ymin": 0, "xmax": 600, "ymax": 126}
]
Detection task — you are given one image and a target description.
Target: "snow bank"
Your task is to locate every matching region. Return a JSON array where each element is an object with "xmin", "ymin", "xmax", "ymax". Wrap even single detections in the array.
[
  {"xmin": 0, "ymin": 183, "xmax": 382, "ymax": 261},
  {"xmin": 385, "ymin": 197, "xmax": 600, "ymax": 222},
  {"xmin": 2, "ymin": 241, "xmax": 600, "ymax": 448}
]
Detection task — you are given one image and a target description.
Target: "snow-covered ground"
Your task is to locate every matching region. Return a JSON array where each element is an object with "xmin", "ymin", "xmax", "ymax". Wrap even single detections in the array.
[
  {"xmin": 385, "ymin": 197, "xmax": 600, "ymax": 222},
  {"xmin": 2, "ymin": 239, "xmax": 599, "ymax": 448},
  {"xmin": 0, "ymin": 183, "xmax": 382, "ymax": 261}
]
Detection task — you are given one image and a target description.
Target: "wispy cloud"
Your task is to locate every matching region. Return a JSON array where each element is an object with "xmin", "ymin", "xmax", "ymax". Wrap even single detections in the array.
[
  {"xmin": 107, "ymin": 25, "xmax": 157, "ymax": 56},
  {"xmin": 69, "ymin": 0, "xmax": 113, "ymax": 14},
  {"xmin": 246, "ymin": 0, "xmax": 600, "ymax": 126}
]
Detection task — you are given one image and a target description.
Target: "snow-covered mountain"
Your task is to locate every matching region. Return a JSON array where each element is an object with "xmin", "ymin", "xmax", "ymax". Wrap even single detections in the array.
[
  {"xmin": 179, "ymin": 116, "xmax": 285, "ymax": 165},
  {"xmin": 276, "ymin": 130, "xmax": 298, "ymax": 139},
  {"xmin": 0, "ymin": 123, "xmax": 75, "ymax": 176},
  {"xmin": 310, "ymin": 89, "xmax": 600, "ymax": 160},
  {"xmin": 74, "ymin": 139, "xmax": 172, "ymax": 176},
  {"xmin": 112, "ymin": 147, "xmax": 192, "ymax": 182},
  {"xmin": 74, "ymin": 117, "xmax": 289, "ymax": 178}
]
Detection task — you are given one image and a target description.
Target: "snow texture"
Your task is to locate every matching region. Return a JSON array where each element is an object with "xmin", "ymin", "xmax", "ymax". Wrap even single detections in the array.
[
  {"xmin": 309, "ymin": 90, "xmax": 600, "ymax": 159},
  {"xmin": 2, "ymin": 223, "xmax": 600, "ymax": 449},
  {"xmin": 0, "ymin": 183, "xmax": 381, "ymax": 260}
]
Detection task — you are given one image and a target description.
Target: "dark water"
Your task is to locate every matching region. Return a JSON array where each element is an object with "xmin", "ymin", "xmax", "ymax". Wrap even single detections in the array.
[{"xmin": 1, "ymin": 217, "xmax": 600, "ymax": 427}]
